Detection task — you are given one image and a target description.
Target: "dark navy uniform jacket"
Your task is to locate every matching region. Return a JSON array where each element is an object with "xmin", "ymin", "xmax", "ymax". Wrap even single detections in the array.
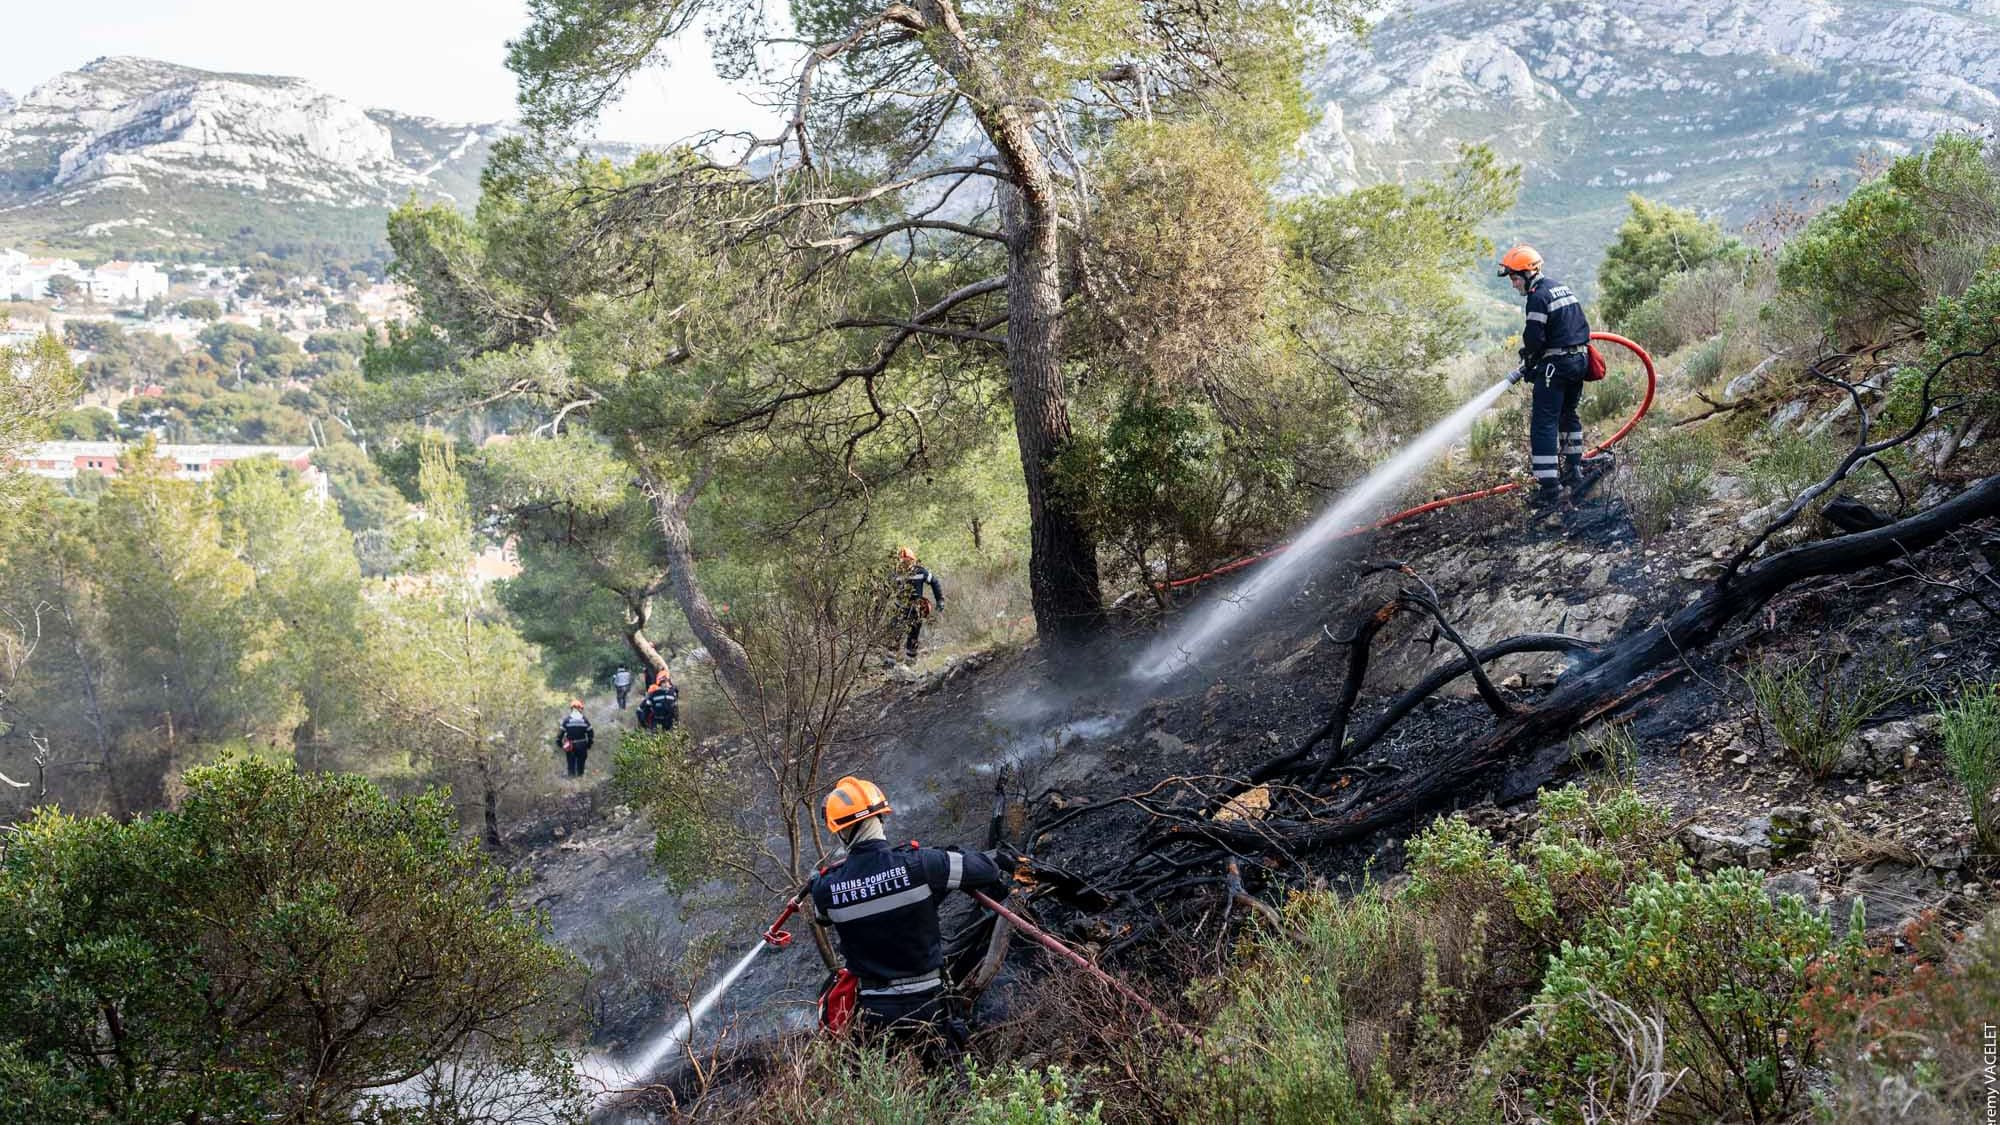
[
  {"xmin": 1519, "ymin": 274, "xmax": 1591, "ymax": 363},
  {"xmin": 896, "ymin": 566, "xmax": 944, "ymax": 610},
  {"xmin": 810, "ymin": 838, "xmax": 1006, "ymax": 996},
  {"xmin": 557, "ymin": 712, "xmax": 593, "ymax": 751},
  {"xmin": 637, "ymin": 684, "xmax": 679, "ymax": 727}
]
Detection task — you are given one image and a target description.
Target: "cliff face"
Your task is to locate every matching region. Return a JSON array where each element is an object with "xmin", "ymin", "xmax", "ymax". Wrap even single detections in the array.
[
  {"xmin": 0, "ymin": 57, "xmax": 507, "ymax": 254},
  {"xmin": 1292, "ymin": 0, "xmax": 2000, "ymax": 280}
]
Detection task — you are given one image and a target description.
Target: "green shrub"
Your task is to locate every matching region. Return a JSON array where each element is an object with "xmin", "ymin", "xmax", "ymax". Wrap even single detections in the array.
[
  {"xmin": 1742, "ymin": 650, "xmax": 1912, "ymax": 780},
  {"xmin": 611, "ymin": 728, "xmax": 737, "ymax": 888},
  {"xmin": 1161, "ymin": 889, "xmax": 1483, "ymax": 1124},
  {"xmin": 1777, "ymin": 134, "xmax": 2000, "ymax": 342},
  {"xmin": 1579, "ymin": 365, "xmax": 1638, "ymax": 427},
  {"xmin": 1803, "ymin": 910, "xmax": 2000, "ymax": 1121},
  {"xmin": 1598, "ymin": 195, "xmax": 1747, "ymax": 329},
  {"xmin": 1679, "ymin": 335, "xmax": 1725, "ymax": 390},
  {"xmin": 758, "ymin": 1042, "xmax": 1104, "ymax": 1125},
  {"xmin": 1619, "ymin": 423, "xmax": 1720, "ymax": 538},
  {"xmin": 1938, "ymin": 682, "xmax": 2000, "ymax": 854},
  {"xmin": 1742, "ymin": 426, "xmax": 1843, "ymax": 508},
  {"xmin": 1409, "ymin": 786, "xmax": 1678, "ymax": 964},
  {"xmin": 1508, "ymin": 867, "xmax": 1837, "ymax": 1124},
  {"xmin": 0, "ymin": 759, "xmax": 584, "ymax": 1123}
]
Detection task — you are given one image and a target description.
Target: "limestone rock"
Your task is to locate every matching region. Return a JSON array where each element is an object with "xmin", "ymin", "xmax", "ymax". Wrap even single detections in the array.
[
  {"xmin": 1836, "ymin": 719, "xmax": 1929, "ymax": 776},
  {"xmin": 1682, "ymin": 819, "xmax": 1773, "ymax": 871}
]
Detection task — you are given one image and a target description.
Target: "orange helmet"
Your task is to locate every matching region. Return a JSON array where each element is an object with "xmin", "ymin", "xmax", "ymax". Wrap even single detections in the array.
[
  {"xmin": 569, "ymin": 699, "xmax": 585, "ymax": 710},
  {"xmin": 1496, "ymin": 244, "xmax": 1543, "ymax": 277},
  {"xmin": 824, "ymin": 775, "xmax": 892, "ymax": 835},
  {"xmin": 654, "ymin": 670, "xmax": 673, "ymax": 688},
  {"xmin": 896, "ymin": 546, "xmax": 917, "ymax": 565}
]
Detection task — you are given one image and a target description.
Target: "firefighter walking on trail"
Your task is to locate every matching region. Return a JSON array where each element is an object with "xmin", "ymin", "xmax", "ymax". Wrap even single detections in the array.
[
  {"xmin": 892, "ymin": 547, "xmax": 943, "ymax": 659},
  {"xmin": 612, "ymin": 665, "xmax": 633, "ymax": 710},
  {"xmin": 809, "ymin": 775, "xmax": 1008, "ymax": 1062},
  {"xmin": 1498, "ymin": 244, "xmax": 1596, "ymax": 508},
  {"xmin": 557, "ymin": 700, "xmax": 593, "ymax": 777}
]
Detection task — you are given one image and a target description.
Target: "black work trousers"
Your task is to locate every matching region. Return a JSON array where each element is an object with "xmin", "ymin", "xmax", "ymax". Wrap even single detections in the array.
[
  {"xmin": 858, "ymin": 990, "xmax": 968, "ymax": 1067},
  {"xmin": 564, "ymin": 745, "xmax": 588, "ymax": 776},
  {"xmin": 1528, "ymin": 352, "xmax": 1589, "ymax": 492}
]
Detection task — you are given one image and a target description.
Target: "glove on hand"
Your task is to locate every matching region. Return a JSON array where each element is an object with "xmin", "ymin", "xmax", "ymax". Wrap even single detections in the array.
[{"xmin": 1506, "ymin": 366, "xmax": 1525, "ymax": 386}]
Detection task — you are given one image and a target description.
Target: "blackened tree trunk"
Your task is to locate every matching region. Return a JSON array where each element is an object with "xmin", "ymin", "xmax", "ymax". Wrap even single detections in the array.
[
  {"xmin": 916, "ymin": 0, "xmax": 1102, "ymax": 640},
  {"xmin": 622, "ymin": 590, "xmax": 669, "ymax": 682},
  {"xmin": 1001, "ymin": 185, "xmax": 1103, "ymax": 640}
]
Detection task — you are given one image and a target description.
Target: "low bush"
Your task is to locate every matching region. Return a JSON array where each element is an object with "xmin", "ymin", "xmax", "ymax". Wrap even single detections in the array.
[
  {"xmin": 1619, "ymin": 423, "xmax": 1720, "ymax": 538},
  {"xmin": 756, "ymin": 1040, "xmax": 1104, "ymax": 1125},
  {"xmin": 1742, "ymin": 426, "xmax": 1843, "ymax": 508},
  {"xmin": 1159, "ymin": 787, "xmax": 1682, "ymax": 1124},
  {"xmin": 1160, "ymin": 888, "xmax": 1488, "ymax": 1124},
  {"xmin": 1802, "ymin": 910, "xmax": 2000, "ymax": 1123},
  {"xmin": 1506, "ymin": 866, "xmax": 1840, "ymax": 1124},
  {"xmin": 611, "ymin": 728, "xmax": 738, "ymax": 888},
  {"xmin": 1937, "ymin": 681, "xmax": 2000, "ymax": 854},
  {"xmin": 1579, "ymin": 365, "xmax": 1639, "ymax": 427},
  {"xmin": 1741, "ymin": 649, "xmax": 1912, "ymax": 780}
]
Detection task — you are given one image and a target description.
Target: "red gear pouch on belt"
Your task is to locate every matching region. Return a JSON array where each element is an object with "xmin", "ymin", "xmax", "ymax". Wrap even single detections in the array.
[
  {"xmin": 1585, "ymin": 344, "xmax": 1607, "ymax": 381},
  {"xmin": 819, "ymin": 969, "xmax": 859, "ymax": 1033}
]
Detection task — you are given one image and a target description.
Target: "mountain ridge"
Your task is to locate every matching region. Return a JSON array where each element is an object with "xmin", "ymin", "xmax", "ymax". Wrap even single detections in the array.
[
  {"xmin": 1295, "ymin": 0, "xmax": 2000, "ymax": 288},
  {"xmin": 0, "ymin": 57, "xmax": 512, "ymax": 261}
]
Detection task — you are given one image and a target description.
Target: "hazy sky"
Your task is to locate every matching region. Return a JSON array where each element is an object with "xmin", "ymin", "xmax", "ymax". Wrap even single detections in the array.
[{"xmin": 0, "ymin": 0, "xmax": 777, "ymax": 143}]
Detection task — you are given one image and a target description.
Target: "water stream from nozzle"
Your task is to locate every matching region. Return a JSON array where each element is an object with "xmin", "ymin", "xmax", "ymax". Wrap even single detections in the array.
[
  {"xmin": 1131, "ymin": 378, "xmax": 1515, "ymax": 682},
  {"xmin": 578, "ymin": 939, "xmax": 772, "ymax": 1104}
]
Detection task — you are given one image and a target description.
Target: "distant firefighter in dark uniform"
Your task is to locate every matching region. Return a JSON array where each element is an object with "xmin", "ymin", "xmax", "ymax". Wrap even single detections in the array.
[{"xmin": 891, "ymin": 546, "xmax": 944, "ymax": 658}]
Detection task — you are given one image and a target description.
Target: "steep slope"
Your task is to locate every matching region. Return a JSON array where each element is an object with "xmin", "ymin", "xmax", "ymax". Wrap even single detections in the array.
[
  {"xmin": 0, "ymin": 57, "xmax": 509, "ymax": 258},
  {"xmin": 1294, "ymin": 0, "xmax": 2000, "ymax": 284}
]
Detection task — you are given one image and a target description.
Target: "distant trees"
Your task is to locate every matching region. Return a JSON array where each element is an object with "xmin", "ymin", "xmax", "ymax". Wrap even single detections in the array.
[
  {"xmin": 44, "ymin": 274, "xmax": 80, "ymax": 301},
  {"xmin": 173, "ymin": 297, "xmax": 222, "ymax": 321},
  {"xmin": 0, "ymin": 758, "xmax": 583, "ymax": 1122},
  {"xmin": 1597, "ymin": 194, "xmax": 1745, "ymax": 329}
]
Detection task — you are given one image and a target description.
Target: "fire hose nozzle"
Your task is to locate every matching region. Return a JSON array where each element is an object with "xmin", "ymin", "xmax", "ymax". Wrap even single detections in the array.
[{"xmin": 762, "ymin": 926, "xmax": 794, "ymax": 949}]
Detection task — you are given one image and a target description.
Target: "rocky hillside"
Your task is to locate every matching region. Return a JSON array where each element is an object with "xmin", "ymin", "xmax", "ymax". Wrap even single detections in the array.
[
  {"xmin": 1294, "ymin": 0, "xmax": 2000, "ymax": 285},
  {"xmin": 0, "ymin": 57, "xmax": 509, "ymax": 258}
]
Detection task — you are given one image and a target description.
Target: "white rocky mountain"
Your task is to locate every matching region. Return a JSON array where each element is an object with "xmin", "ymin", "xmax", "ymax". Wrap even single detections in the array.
[
  {"xmin": 7, "ymin": 6, "xmax": 2000, "ymax": 271},
  {"xmin": 1293, "ymin": 0, "xmax": 2000, "ymax": 284},
  {"xmin": 0, "ymin": 57, "xmax": 511, "ymax": 256}
]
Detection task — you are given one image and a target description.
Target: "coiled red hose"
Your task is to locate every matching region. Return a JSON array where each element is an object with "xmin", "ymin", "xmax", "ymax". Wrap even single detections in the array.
[{"xmin": 1159, "ymin": 332, "xmax": 1656, "ymax": 591}]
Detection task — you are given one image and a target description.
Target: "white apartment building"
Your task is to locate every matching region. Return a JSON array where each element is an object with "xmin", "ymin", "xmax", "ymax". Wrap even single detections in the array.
[
  {"xmin": 2, "ymin": 256, "xmax": 84, "ymax": 301},
  {"xmin": 86, "ymin": 261, "xmax": 170, "ymax": 304},
  {"xmin": 0, "ymin": 252, "xmax": 170, "ymax": 305}
]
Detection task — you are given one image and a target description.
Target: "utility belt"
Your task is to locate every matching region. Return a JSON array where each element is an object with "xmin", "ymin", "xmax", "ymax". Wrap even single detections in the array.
[
  {"xmin": 857, "ymin": 969, "xmax": 943, "ymax": 997},
  {"xmin": 1540, "ymin": 344, "xmax": 1590, "ymax": 357}
]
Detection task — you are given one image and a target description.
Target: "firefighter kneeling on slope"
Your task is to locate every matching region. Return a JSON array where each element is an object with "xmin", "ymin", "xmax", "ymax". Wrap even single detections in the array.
[
  {"xmin": 810, "ymin": 775, "xmax": 1008, "ymax": 1060},
  {"xmin": 1498, "ymin": 244, "xmax": 1605, "ymax": 508}
]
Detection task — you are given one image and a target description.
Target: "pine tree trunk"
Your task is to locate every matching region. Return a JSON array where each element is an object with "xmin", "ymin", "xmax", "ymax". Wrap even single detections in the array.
[
  {"xmin": 623, "ymin": 592, "xmax": 669, "ymax": 681},
  {"xmin": 914, "ymin": 0, "xmax": 1103, "ymax": 641},
  {"xmin": 632, "ymin": 454, "xmax": 758, "ymax": 703},
  {"xmin": 1002, "ymin": 185, "xmax": 1103, "ymax": 641}
]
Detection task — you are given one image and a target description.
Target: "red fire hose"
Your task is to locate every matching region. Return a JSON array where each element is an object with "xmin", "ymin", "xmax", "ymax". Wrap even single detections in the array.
[
  {"xmin": 971, "ymin": 890, "xmax": 1193, "ymax": 1038},
  {"xmin": 1159, "ymin": 333, "xmax": 1656, "ymax": 591}
]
